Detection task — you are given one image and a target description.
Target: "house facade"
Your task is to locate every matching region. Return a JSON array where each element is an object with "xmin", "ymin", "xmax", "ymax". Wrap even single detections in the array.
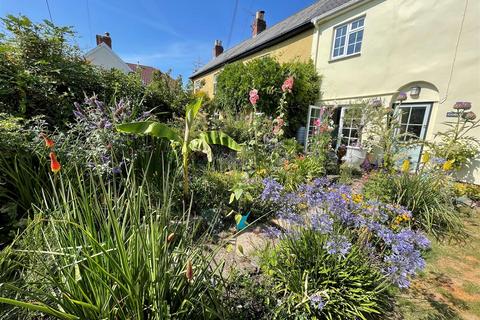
[
  {"xmin": 190, "ymin": 0, "xmax": 480, "ymax": 183},
  {"xmin": 85, "ymin": 32, "xmax": 160, "ymax": 85}
]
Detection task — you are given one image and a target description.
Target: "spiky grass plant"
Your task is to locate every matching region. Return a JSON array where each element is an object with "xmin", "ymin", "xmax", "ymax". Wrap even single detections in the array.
[{"xmin": 0, "ymin": 163, "xmax": 225, "ymax": 319}]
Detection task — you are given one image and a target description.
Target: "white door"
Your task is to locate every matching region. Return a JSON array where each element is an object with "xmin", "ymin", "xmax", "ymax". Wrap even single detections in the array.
[{"xmin": 395, "ymin": 103, "xmax": 432, "ymax": 168}]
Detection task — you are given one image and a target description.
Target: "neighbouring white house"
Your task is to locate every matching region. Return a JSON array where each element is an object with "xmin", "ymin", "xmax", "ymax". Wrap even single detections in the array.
[{"xmin": 85, "ymin": 32, "xmax": 159, "ymax": 85}]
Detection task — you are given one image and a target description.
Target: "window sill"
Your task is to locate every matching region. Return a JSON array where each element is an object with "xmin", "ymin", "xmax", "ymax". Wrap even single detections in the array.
[
  {"xmin": 346, "ymin": 146, "xmax": 362, "ymax": 150},
  {"xmin": 329, "ymin": 52, "xmax": 361, "ymax": 63}
]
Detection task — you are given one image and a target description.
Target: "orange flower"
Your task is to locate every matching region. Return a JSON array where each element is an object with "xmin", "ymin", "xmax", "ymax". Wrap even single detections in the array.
[
  {"xmin": 167, "ymin": 232, "xmax": 175, "ymax": 243},
  {"xmin": 49, "ymin": 152, "xmax": 61, "ymax": 173},
  {"xmin": 41, "ymin": 134, "xmax": 55, "ymax": 148},
  {"xmin": 185, "ymin": 260, "xmax": 193, "ymax": 282}
]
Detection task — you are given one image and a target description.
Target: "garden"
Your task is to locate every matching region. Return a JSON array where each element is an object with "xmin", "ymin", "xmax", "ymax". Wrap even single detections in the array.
[{"xmin": 1, "ymin": 16, "xmax": 480, "ymax": 320}]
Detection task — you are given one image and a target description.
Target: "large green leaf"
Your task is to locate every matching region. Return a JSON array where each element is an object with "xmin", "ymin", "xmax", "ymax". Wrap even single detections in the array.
[
  {"xmin": 0, "ymin": 297, "xmax": 79, "ymax": 320},
  {"xmin": 185, "ymin": 98, "xmax": 203, "ymax": 125},
  {"xmin": 200, "ymin": 131, "xmax": 242, "ymax": 152},
  {"xmin": 116, "ymin": 121, "xmax": 181, "ymax": 142},
  {"xmin": 189, "ymin": 138, "xmax": 213, "ymax": 162}
]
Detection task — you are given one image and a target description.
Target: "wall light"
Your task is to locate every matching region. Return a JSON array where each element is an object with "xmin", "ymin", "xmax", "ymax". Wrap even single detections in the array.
[{"xmin": 410, "ymin": 86, "xmax": 421, "ymax": 98}]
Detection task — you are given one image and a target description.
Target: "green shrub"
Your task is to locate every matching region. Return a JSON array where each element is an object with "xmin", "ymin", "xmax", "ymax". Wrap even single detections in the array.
[
  {"xmin": 0, "ymin": 15, "xmax": 188, "ymax": 127},
  {"xmin": 363, "ymin": 170, "xmax": 465, "ymax": 239},
  {"xmin": 0, "ymin": 165, "xmax": 225, "ymax": 319},
  {"xmin": 260, "ymin": 229, "xmax": 391, "ymax": 319},
  {"xmin": 214, "ymin": 57, "xmax": 320, "ymax": 136}
]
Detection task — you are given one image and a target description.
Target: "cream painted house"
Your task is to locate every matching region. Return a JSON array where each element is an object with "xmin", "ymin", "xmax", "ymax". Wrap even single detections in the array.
[
  {"xmin": 310, "ymin": 0, "xmax": 479, "ymax": 183},
  {"xmin": 191, "ymin": 0, "xmax": 480, "ymax": 183}
]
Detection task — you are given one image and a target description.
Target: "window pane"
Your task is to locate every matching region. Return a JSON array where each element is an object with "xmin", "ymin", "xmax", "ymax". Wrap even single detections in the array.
[
  {"xmin": 407, "ymin": 125, "xmax": 422, "ymax": 138},
  {"xmin": 350, "ymin": 129, "xmax": 358, "ymax": 138},
  {"xmin": 400, "ymin": 108, "xmax": 410, "ymax": 124},
  {"xmin": 333, "ymin": 25, "xmax": 347, "ymax": 57},
  {"xmin": 349, "ymin": 138, "xmax": 358, "ymax": 147},
  {"xmin": 410, "ymin": 107, "xmax": 426, "ymax": 124},
  {"xmin": 342, "ymin": 129, "xmax": 351, "ymax": 137}
]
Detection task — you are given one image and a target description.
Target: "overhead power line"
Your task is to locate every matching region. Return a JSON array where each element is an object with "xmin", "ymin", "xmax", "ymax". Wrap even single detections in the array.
[
  {"xmin": 45, "ymin": 0, "xmax": 53, "ymax": 23},
  {"xmin": 226, "ymin": 0, "xmax": 239, "ymax": 49}
]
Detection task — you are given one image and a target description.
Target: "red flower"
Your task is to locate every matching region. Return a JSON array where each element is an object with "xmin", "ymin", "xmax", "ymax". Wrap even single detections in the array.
[
  {"xmin": 249, "ymin": 89, "xmax": 259, "ymax": 105},
  {"xmin": 40, "ymin": 134, "xmax": 55, "ymax": 148},
  {"xmin": 281, "ymin": 76, "xmax": 294, "ymax": 93},
  {"xmin": 49, "ymin": 152, "xmax": 61, "ymax": 173}
]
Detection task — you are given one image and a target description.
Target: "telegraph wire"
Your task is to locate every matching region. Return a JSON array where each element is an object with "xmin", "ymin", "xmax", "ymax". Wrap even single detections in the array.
[
  {"xmin": 45, "ymin": 0, "xmax": 53, "ymax": 23},
  {"xmin": 226, "ymin": 0, "xmax": 239, "ymax": 49}
]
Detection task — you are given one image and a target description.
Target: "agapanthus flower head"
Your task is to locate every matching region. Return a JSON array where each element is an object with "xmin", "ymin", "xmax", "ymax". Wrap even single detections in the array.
[
  {"xmin": 397, "ymin": 92, "xmax": 407, "ymax": 101},
  {"xmin": 309, "ymin": 294, "xmax": 325, "ymax": 311},
  {"xmin": 371, "ymin": 99, "xmax": 383, "ymax": 108},
  {"xmin": 49, "ymin": 152, "xmax": 61, "ymax": 173},
  {"xmin": 453, "ymin": 101, "xmax": 471, "ymax": 110},
  {"xmin": 325, "ymin": 235, "xmax": 351, "ymax": 257},
  {"xmin": 249, "ymin": 89, "xmax": 259, "ymax": 105},
  {"xmin": 281, "ymin": 76, "xmax": 294, "ymax": 93},
  {"xmin": 462, "ymin": 111, "xmax": 477, "ymax": 121}
]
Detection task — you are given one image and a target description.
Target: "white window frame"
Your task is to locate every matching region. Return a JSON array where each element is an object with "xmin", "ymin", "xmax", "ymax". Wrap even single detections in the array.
[
  {"xmin": 193, "ymin": 79, "xmax": 202, "ymax": 92},
  {"xmin": 331, "ymin": 16, "xmax": 365, "ymax": 60},
  {"xmin": 305, "ymin": 105, "xmax": 325, "ymax": 152},
  {"xmin": 337, "ymin": 106, "xmax": 364, "ymax": 148}
]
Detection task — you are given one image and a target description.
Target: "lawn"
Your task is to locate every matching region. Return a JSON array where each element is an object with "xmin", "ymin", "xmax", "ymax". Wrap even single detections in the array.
[{"xmin": 397, "ymin": 207, "xmax": 480, "ymax": 320}]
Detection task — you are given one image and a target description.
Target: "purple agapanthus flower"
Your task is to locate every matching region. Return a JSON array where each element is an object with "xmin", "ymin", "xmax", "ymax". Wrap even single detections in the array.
[
  {"xmin": 325, "ymin": 235, "xmax": 351, "ymax": 257},
  {"xmin": 309, "ymin": 294, "xmax": 325, "ymax": 311}
]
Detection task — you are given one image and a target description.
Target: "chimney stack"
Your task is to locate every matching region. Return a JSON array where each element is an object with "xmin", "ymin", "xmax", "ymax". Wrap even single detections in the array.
[
  {"xmin": 213, "ymin": 40, "xmax": 224, "ymax": 58},
  {"xmin": 96, "ymin": 32, "xmax": 112, "ymax": 48},
  {"xmin": 252, "ymin": 11, "xmax": 266, "ymax": 37}
]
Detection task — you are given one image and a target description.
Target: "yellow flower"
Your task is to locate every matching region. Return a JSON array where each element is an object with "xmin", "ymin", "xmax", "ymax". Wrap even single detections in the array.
[
  {"xmin": 420, "ymin": 152, "xmax": 430, "ymax": 164},
  {"xmin": 443, "ymin": 159, "xmax": 455, "ymax": 171},
  {"xmin": 401, "ymin": 160, "xmax": 410, "ymax": 172},
  {"xmin": 454, "ymin": 183, "xmax": 467, "ymax": 196},
  {"xmin": 352, "ymin": 194, "xmax": 363, "ymax": 204}
]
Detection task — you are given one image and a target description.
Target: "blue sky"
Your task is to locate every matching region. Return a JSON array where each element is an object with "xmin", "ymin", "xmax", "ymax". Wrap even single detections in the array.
[{"xmin": 0, "ymin": 0, "xmax": 315, "ymax": 80}]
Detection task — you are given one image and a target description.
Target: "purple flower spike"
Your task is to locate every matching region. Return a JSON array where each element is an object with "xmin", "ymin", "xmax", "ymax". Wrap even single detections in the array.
[{"xmin": 397, "ymin": 92, "xmax": 407, "ymax": 102}]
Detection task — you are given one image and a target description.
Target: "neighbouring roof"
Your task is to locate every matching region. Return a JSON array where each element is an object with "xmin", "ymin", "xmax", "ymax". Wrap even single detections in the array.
[
  {"xmin": 190, "ymin": 0, "xmax": 362, "ymax": 79},
  {"xmin": 126, "ymin": 63, "xmax": 159, "ymax": 85},
  {"xmin": 85, "ymin": 42, "xmax": 132, "ymax": 74}
]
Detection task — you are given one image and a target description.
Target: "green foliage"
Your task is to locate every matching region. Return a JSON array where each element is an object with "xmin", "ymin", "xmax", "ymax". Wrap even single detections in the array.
[
  {"xmin": 260, "ymin": 229, "xmax": 391, "ymax": 319},
  {"xmin": 363, "ymin": 169, "xmax": 465, "ymax": 239},
  {"xmin": 214, "ymin": 57, "xmax": 320, "ymax": 136},
  {"xmin": 430, "ymin": 107, "xmax": 480, "ymax": 170},
  {"xmin": 0, "ymin": 165, "xmax": 225, "ymax": 319},
  {"xmin": 0, "ymin": 114, "xmax": 51, "ymax": 246},
  {"xmin": 338, "ymin": 163, "xmax": 363, "ymax": 185},
  {"xmin": 0, "ymin": 15, "xmax": 189, "ymax": 127},
  {"xmin": 117, "ymin": 98, "xmax": 241, "ymax": 198},
  {"xmin": 0, "ymin": 15, "xmax": 101, "ymax": 125}
]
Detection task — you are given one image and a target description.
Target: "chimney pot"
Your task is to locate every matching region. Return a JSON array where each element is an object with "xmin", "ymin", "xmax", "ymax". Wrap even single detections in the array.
[
  {"xmin": 96, "ymin": 32, "xmax": 112, "ymax": 49},
  {"xmin": 252, "ymin": 10, "xmax": 266, "ymax": 37},
  {"xmin": 213, "ymin": 40, "xmax": 224, "ymax": 58}
]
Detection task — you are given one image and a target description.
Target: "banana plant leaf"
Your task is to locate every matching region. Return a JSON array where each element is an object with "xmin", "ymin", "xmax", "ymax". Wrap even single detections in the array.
[
  {"xmin": 199, "ymin": 131, "xmax": 242, "ymax": 152},
  {"xmin": 189, "ymin": 138, "xmax": 213, "ymax": 162},
  {"xmin": 185, "ymin": 98, "xmax": 203, "ymax": 125},
  {"xmin": 116, "ymin": 121, "xmax": 181, "ymax": 142}
]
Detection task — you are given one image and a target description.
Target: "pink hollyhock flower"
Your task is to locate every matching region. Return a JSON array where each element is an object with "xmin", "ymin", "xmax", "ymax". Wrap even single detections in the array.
[
  {"xmin": 249, "ymin": 89, "xmax": 259, "ymax": 105},
  {"xmin": 281, "ymin": 76, "xmax": 294, "ymax": 93},
  {"xmin": 313, "ymin": 119, "xmax": 322, "ymax": 127}
]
